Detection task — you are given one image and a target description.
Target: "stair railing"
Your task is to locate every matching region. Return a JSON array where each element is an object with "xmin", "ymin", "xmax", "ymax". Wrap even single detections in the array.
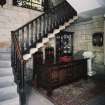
[
  {"xmin": 12, "ymin": 1, "xmax": 77, "ymax": 54},
  {"xmin": 11, "ymin": 31, "xmax": 26, "ymax": 105},
  {"xmin": 11, "ymin": 1, "xmax": 77, "ymax": 105}
]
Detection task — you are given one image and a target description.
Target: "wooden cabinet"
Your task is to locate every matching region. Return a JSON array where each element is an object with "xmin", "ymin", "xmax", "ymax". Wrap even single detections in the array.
[
  {"xmin": 37, "ymin": 58, "xmax": 87, "ymax": 96},
  {"xmin": 56, "ymin": 31, "xmax": 73, "ymax": 61},
  {"xmin": 45, "ymin": 47, "xmax": 54, "ymax": 64}
]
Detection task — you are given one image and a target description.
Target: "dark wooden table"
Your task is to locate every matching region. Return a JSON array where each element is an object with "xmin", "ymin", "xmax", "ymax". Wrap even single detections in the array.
[{"xmin": 37, "ymin": 57, "xmax": 88, "ymax": 96}]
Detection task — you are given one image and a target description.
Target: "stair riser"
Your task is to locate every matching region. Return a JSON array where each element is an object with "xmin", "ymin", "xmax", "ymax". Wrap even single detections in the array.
[
  {"xmin": 0, "ymin": 68, "xmax": 13, "ymax": 77},
  {"xmin": 0, "ymin": 81, "xmax": 15, "ymax": 88},
  {"xmin": 0, "ymin": 86, "xmax": 18, "ymax": 102},
  {"xmin": 0, "ymin": 48, "xmax": 11, "ymax": 53},
  {"xmin": 0, "ymin": 76, "xmax": 14, "ymax": 88},
  {"xmin": 0, "ymin": 53, "xmax": 11, "ymax": 60},
  {"xmin": 0, "ymin": 97, "xmax": 19, "ymax": 105},
  {"xmin": 0, "ymin": 61, "xmax": 11, "ymax": 67}
]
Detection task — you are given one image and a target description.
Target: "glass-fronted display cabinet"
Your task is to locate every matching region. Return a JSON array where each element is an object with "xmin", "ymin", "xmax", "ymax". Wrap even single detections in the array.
[{"xmin": 56, "ymin": 31, "xmax": 73, "ymax": 62}]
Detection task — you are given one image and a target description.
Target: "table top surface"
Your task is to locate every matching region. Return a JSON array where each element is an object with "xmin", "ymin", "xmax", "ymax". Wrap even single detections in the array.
[{"xmin": 39, "ymin": 56, "xmax": 88, "ymax": 66}]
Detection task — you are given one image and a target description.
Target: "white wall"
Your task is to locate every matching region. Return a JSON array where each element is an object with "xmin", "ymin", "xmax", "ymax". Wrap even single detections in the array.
[
  {"xmin": 66, "ymin": 16, "xmax": 104, "ymax": 64},
  {"xmin": 0, "ymin": 3, "xmax": 43, "ymax": 48}
]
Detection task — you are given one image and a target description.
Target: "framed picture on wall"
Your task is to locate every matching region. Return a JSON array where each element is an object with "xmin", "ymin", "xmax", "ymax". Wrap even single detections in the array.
[{"xmin": 92, "ymin": 32, "xmax": 103, "ymax": 46}]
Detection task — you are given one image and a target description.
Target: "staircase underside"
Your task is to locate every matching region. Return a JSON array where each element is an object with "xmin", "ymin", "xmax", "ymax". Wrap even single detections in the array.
[{"xmin": 23, "ymin": 15, "xmax": 78, "ymax": 60}]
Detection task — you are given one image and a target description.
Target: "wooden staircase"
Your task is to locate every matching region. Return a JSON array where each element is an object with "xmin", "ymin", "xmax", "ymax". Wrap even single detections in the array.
[
  {"xmin": 23, "ymin": 15, "xmax": 78, "ymax": 60},
  {"xmin": 11, "ymin": 1, "xmax": 78, "ymax": 105}
]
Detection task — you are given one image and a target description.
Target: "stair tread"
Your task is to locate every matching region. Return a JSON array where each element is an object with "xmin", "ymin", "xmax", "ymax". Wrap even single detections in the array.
[
  {"xmin": 0, "ymin": 75, "xmax": 14, "ymax": 82},
  {"xmin": 0, "ymin": 68, "xmax": 13, "ymax": 77},
  {"xmin": 0, "ymin": 75, "xmax": 14, "ymax": 88},
  {"xmin": 0, "ymin": 75, "xmax": 14, "ymax": 79},
  {"xmin": 0, "ymin": 85, "xmax": 17, "ymax": 91},
  {"xmin": 0, "ymin": 48, "xmax": 11, "ymax": 53},
  {"xmin": 0, "ymin": 61, "xmax": 11, "ymax": 67},
  {"xmin": 0, "ymin": 96, "xmax": 19, "ymax": 105},
  {"xmin": 0, "ymin": 81, "xmax": 15, "ymax": 88},
  {"xmin": 0, "ymin": 53, "xmax": 11, "ymax": 60},
  {"xmin": 0, "ymin": 85, "xmax": 18, "ymax": 102}
]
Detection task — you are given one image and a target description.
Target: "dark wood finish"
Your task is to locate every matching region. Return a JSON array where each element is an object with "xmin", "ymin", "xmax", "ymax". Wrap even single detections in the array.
[
  {"xmin": 56, "ymin": 31, "xmax": 73, "ymax": 61},
  {"xmin": 33, "ymin": 50, "xmax": 43, "ymax": 80},
  {"xmin": 0, "ymin": 0, "xmax": 6, "ymax": 7},
  {"xmin": 37, "ymin": 58, "xmax": 88, "ymax": 96},
  {"xmin": 45, "ymin": 47, "xmax": 54, "ymax": 64},
  {"xmin": 11, "ymin": 31, "xmax": 26, "ymax": 105}
]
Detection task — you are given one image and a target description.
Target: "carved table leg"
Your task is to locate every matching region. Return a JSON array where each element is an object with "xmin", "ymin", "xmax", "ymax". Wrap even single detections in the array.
[{"xmin": 47, "ymin": 88, "xmax": 52, "ymax": 96}]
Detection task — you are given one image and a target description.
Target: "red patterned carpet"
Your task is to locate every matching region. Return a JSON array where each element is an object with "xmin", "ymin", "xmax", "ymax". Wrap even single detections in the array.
[{"xmin": 39, "ymin": 79, "xmax": 105, "ymax": 105}]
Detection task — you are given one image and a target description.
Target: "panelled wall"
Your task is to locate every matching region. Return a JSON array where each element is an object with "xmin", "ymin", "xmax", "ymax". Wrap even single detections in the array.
[{"xmin": 66, "ymin": 16, "xmax": 104, "ymax": 64}]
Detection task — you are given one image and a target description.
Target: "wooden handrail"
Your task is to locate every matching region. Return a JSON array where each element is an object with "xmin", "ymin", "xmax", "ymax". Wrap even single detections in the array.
[
  {"xmin": 11, "ymin": 31, "xmax": 24, "ymax": 63},
  {"xmin": 11, "ymin": 31, "xmax": 26, "ymax": 105}
]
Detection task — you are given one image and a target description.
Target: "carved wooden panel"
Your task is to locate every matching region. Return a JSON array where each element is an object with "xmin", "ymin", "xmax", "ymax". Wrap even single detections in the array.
[{"xmin": 37, "ymin": 58, "xmax": 87, "ymax": 96}]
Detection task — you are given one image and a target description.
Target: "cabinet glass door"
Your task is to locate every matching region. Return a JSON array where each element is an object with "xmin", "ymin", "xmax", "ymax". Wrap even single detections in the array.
[{"xmin": 56, "ymin": 31, "xmax": 73, "ymax": 61}]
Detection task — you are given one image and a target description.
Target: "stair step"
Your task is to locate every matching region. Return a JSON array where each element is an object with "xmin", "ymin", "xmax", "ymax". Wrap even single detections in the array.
[
  {"xmin": 0, "ymin": 96, "xmax": 19, "ymax": 105},
  {"xmin": 30, "ymin": 48, "xmax": 38, "ymax": 55},
  {"xmin": 36, "ymin": 43, "xmax": 43, "ymax": 48},
  {"xmin": 0, "ymin": 85, "xmax": 18, "ymax": 102},
  {"xmin": 0, "ymin": 68, "xmax": 13, "ymax": 77},
  {"xmin": 0, "ymin": 76, "xmax": 14, "ymax": 88},
  {"xmin": 23, "ymin": 54, "xmax": 31, "ymax": 60},
  {"xmin": 0, "ymin": 48, "xmax": 11, "ymax": 53},
  {"xmin": 59, "ymin": 25, "xmax": 65, "ymax": 30},
  {"xmin": 48, "ymin": 33, "xmax": 54, "ymax": 39},
  {"xmin": 42, "ymin": 38, "xmax": 49, "ymax": 43},
  {"xmin": 0, "ymin": 61, "xmax": 11, "ymax": 67},
  {"xmin": 0, "ymin": 53, "xmax": 11, "ymax": 60}
]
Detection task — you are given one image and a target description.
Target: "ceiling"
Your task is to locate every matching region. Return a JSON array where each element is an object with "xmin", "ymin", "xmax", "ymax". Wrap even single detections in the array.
[{"xmin": 67, "ymin": 0, "xmax": 105, "ymax": 19}]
